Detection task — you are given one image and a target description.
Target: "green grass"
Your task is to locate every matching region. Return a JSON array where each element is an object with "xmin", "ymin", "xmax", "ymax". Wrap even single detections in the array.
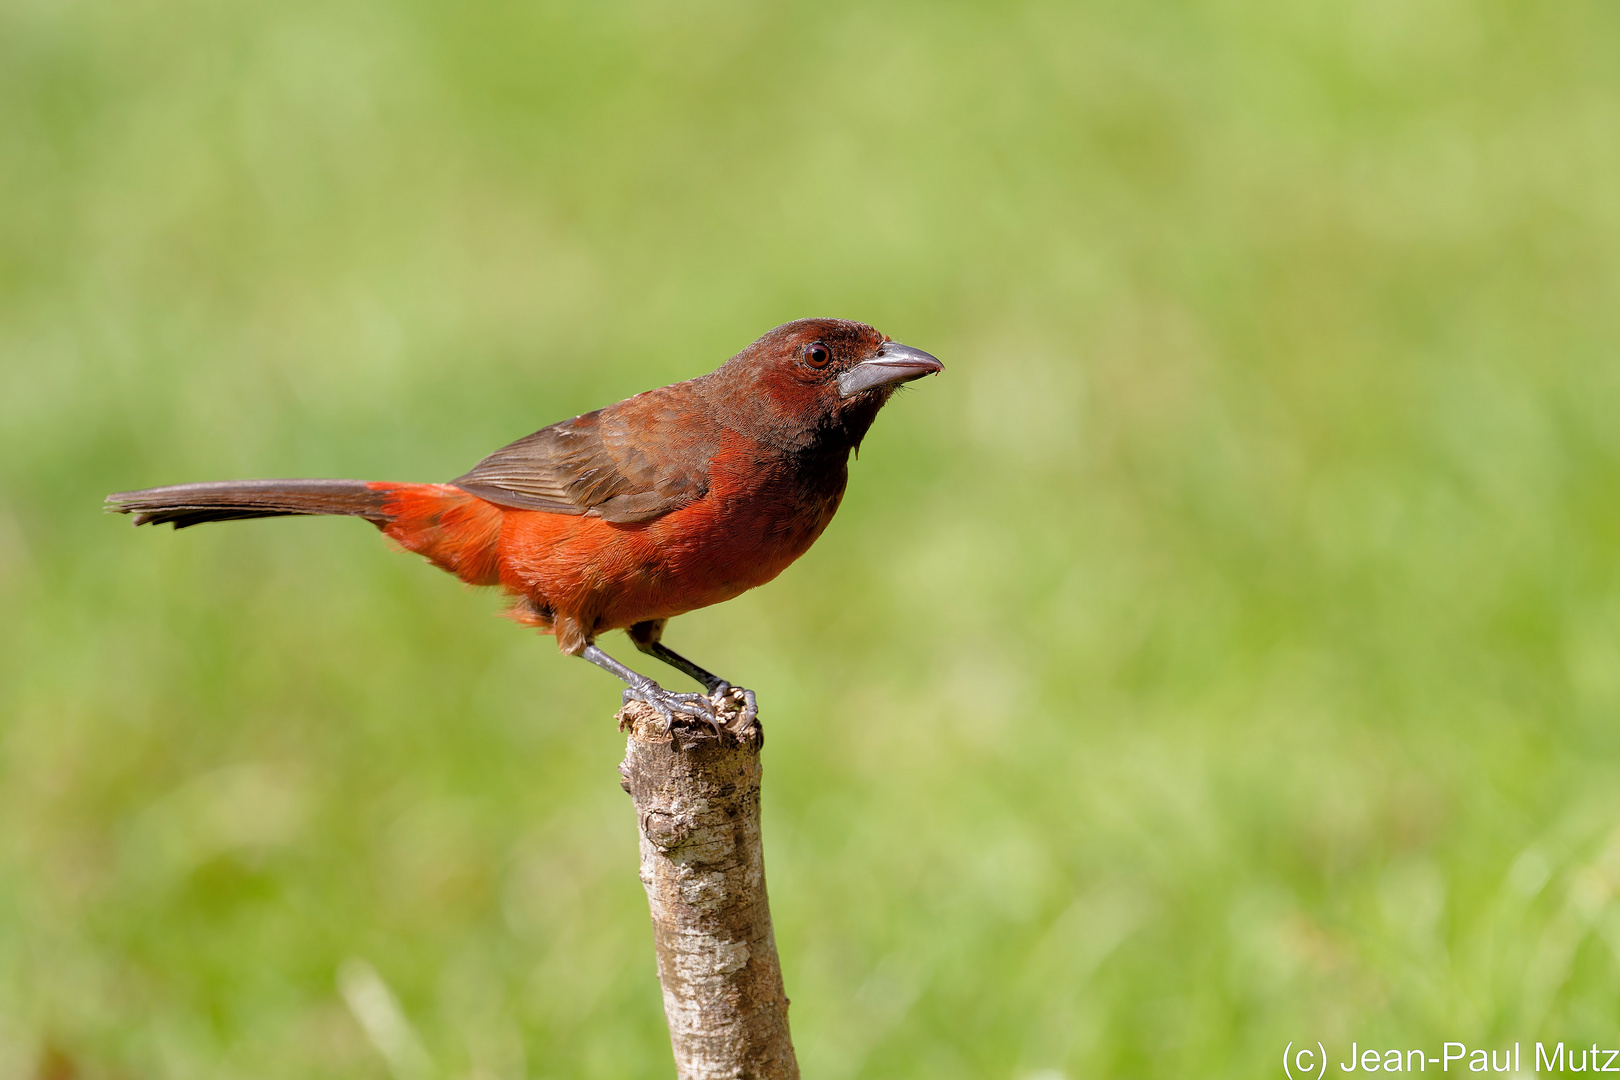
[{"xmin": 3, "ymin": 0, "xmax": 1620, "ymax": 1076}]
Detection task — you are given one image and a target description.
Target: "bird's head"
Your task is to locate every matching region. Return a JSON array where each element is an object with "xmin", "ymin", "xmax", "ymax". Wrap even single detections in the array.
[{"xmin": 707, "ymin": 318, "xmax": 943, "ymax": 453}]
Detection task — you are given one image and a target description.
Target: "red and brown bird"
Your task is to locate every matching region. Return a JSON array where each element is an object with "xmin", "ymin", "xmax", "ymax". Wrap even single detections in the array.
[{"xmin": 106, "ymin": 318, "xmax": 942, "ymax": 730}]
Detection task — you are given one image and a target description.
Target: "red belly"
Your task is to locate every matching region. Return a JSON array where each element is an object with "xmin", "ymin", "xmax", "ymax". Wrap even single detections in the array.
[{"xmin": 494, "ymin": 456, "xmax": 845, "ymax": 651}]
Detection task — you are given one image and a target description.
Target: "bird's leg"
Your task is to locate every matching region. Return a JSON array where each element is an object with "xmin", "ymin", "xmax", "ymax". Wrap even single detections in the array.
[
  {"xmin": 581, "ymin": 643, "xmax": 726, "ymax": 737},
  {"xmin": 640, "ymin": 639, "xmax": 723, "ymax": 692},
  {"xmin": 628, "ymin": 621, "xmax": 759, "ymax": 731},
  {"xmin": 640, "ymin": 641, "xmax": 759, "ymax": 731}
]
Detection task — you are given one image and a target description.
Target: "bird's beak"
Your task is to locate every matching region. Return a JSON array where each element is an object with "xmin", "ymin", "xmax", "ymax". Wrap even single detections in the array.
[{"xmin": 837, "ymin": 342, "xmax": 945, "ymax": 398}]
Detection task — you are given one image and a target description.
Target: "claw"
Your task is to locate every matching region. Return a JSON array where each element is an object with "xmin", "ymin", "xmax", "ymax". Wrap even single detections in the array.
[
  {"xmin": 623, "ymin": 680, "xmax": 724, "ymax": 737},
  {"xmin": 589, "ymin": 643, "xmax": 751, "ymax": 742},
  {"xmin": 708, "ymin": 682, "xmax": 758, "ymax": 735}
]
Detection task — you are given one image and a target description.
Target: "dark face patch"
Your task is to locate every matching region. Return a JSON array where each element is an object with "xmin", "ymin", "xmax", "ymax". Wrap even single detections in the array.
[{"xmin": 719, "ymin": 319, "xmax": 894, "ymax": 450}]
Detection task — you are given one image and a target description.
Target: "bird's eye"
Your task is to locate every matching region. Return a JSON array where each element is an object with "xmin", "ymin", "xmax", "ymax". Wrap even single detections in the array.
[{"xmin": 805, "ymin": 343, "xmax": 832, "ymax": 368}]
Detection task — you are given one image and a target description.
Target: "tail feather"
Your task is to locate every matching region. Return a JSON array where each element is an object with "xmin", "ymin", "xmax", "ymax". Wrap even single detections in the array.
[
  {"xmin": 105, "ymin": 479, "xmax": 391, "ymax": 529},
  {"xmin": 107, "ymin": 478, "xmax": 508, "ymax": 589}
]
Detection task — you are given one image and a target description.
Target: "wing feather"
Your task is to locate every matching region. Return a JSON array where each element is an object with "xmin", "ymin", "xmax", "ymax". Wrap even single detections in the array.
[{"xmin": 451, "ymin": 381, "xmax": 719, "ymax": 523}]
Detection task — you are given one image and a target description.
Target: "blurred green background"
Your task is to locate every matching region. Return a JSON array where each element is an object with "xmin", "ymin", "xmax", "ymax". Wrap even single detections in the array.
[{"xmin": 3, "ymin": 0, "xmax": 1620, "ymax": 1076}]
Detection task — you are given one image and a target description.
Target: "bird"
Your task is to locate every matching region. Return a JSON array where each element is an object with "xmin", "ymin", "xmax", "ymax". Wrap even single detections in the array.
[{"xmin": 106, "ymin": 318, "xmax": 942, "ymax": 732}]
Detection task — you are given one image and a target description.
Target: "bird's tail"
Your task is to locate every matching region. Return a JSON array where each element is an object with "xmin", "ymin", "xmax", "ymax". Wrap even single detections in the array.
[
  {"xmin": 106, "ymin": 479, "xmax": 392, "ymax": 529},
  {"xmin": 106, "ymin": 479, "xmax": 506, "ymax": 587}
]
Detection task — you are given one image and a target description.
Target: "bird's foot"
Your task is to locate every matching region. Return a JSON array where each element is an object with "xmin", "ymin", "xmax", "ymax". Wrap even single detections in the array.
[
  {"xmin": 620, "ymin": 679, "xmax": 758, "ymax": 740},
  {"xmin": 621, "ymin": 681, "xmax": 725, "ymax": 736},
  {"xmin": 708, "ymin": 682, "xmax": 758, "ymax": 734}
]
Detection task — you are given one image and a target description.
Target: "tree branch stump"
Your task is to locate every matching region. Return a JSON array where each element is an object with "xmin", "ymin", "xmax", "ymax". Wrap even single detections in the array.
[{"xmin": 617, "ymin": 699, "xmax": 799, "ymax": 1080}]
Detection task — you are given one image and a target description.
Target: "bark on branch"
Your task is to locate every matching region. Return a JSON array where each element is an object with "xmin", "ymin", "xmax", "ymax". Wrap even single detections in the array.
[{"xmin": 617, "ymin": 699, "xmax": 799, "ymax": 1080}]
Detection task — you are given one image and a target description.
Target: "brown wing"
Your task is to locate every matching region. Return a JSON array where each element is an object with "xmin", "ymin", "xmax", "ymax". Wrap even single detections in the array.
[{"xmin": 451, "ymin": 380, "xmax": 720, "ymax": 524}]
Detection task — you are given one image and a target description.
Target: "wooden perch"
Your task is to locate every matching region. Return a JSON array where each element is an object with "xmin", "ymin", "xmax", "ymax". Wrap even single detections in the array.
[{"xmin": 617, "ymin": 698, "xmax": 799, "ymax": 1080}]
